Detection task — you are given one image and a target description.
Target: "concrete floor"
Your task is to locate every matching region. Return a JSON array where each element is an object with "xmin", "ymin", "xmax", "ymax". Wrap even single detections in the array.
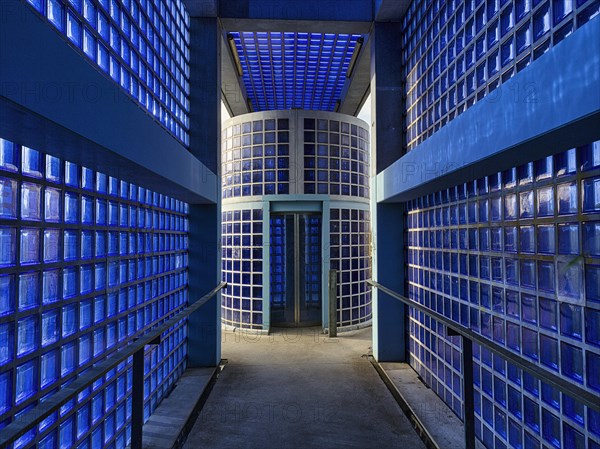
[{"xmin": 182, "ymin": 327, "xmax": 425, "ymax": 449}]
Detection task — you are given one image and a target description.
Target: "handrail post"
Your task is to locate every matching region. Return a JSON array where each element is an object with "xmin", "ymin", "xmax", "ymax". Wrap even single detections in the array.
[
  {"xmin": 329, "ymin": 269, "xmax": 337, "ymax": 337},
  {"xmin": 462, "ymin": 336, "xmax": 475, "ymax": 449},
  {"xmin": 131, "ymin": 348, "xmax": 145, "ymax": 449}
]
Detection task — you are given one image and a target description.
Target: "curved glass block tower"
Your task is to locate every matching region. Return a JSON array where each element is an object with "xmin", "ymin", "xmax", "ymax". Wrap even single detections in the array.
[{"xmin": 221, "ymin": 110, "xmax": 371, "ymax": 331}]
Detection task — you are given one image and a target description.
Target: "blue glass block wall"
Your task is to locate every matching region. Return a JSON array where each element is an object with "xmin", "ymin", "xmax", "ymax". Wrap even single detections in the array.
[
  {"xmin": 303, "ymin": 118, "xmax": 370, "ymax": 198},
  {"xmin": 222, "ymin": 118, "xmax": 290, "ymax": 199},
  {"xmin": 230, "ymin": 32, "xmax": 362, "ymax": 112},
  {"xmin": 402, "ymin": 0, "xmax": 600, "ymax": 151},
  {"xmin": 221, "ymin": 208, "xmax": 264, "ymax": 329},
  {"xmin": 406, "ymin": 141, "xmax": 600, "ymax": 449},
  {"xmin": 23, "ymin": 0, "xmax": 191, "ymax": 145},
  {"xmin": 0, "ymin": 137, "xmax": 189, "ymax": 448},
  {"xmin": 330, "ymin": 208, "xmax": 372, "ymax": 327}
]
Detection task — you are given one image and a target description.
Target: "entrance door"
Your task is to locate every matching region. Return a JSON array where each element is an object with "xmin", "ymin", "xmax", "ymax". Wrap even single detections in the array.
[{"xmin": 270, "ymin": 213, "xmax": 322, "ymax": 326}]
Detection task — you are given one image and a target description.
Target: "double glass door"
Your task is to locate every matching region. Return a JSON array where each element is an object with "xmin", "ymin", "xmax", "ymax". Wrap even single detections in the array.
[{"xmin": 270, "ymin": 213, "xmax": 322, "ymax": 326}]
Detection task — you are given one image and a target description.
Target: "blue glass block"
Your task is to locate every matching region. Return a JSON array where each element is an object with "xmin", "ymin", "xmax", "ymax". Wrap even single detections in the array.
[
  {"xmin": 45, "ymin": 187, "xmax": 61, "ymax": 222},
  {"xmin": 524, "ymin": 396, "xmax": 540, "ymax": 433},
  {"xmin": 47, "ymin": 0, "xmax": 65, "ymax": 30},
  {"xmin": 0, "ymin": 177, "xmax": 17, "ymax": 218},
  {"xmin": 537, "ymin": 224, "xmax": 555, "ymax": 254},
  {"xmin": 522, "ymin": 327, "xmax": 538, "ymax": 360},
  {"xmin": 539, "ymin": 297, "xmax": 558, "ymax": 331},
  {"xmin": 562, "ymin": 393, "xmax": 584, "ymax": 426},
  {"xmin": 583, "ymin": 177, "xmax": 600, "ymax": 212},
  {"xmin": 0, "ymin": 138, "xmax": 19, "ymax": 172},
  {"xmin": 15, "ymin": 359, "xmax": 37, "ymax": 404},
  {"xmin": 0, "ymin": 274, "xmax": 15, "ymax": 316},
  {"xmin": 557, "ymin": 257, "xmax": 582, "ymax": 300},
  {"xmin": 22, "ymin": 146, "xmax": 42, "ymax": 177},
  {"xmin": 558, "ymin": 223, "xmax": 579, "ymax": 255},
  {"xmin": 583, "ymin": 221, "xmax": 600, "ymax": 256},
  {"xmin": 40, "ymin": 349, "xmax": 58, "ymax": 389},
  {"xmin": 587, "ymin": 351, "xmax": 600, "ymax": 392},
  {"xmin": 41, "ymin": 308, "xmax": 59, "ymax": 347},
  {"xmin": 505, "ymin": 258, "xmax": 518, "ymax": 285},
  {"xmin": 0, "ymin": 321, "xmax": 14, "ymax": 364},
  {"xmin": 555, "ymin": 148, "xmax": 577, "ymax": 176},
  {"xmin": 586, "ymin": 264, "xmax": 600, "ymax": 303},
  {"xmin": 82, "ymin": 195, "xmax": 94, "ymax": 224},
  {"xmin": 559, "ymin": 303, "xmax": 582, "ymax": 340},
  {"xmin": 60, "ymin": 416, "xmax": 74, "ymax": 449},
  {"xmin": 81, "ymin": 265, "xmax": 93, "ymax": 294},
  {"xmin": 590, "ymin": 408, "xmax": 600, "ymax": 437},
  {"xmin": 533, "ymin": 2, "xmax": 551, "ymax": 40},
  {"xmin": 19, "ymin": 271, "xmax": 39, "ymax": 311},
  {"xmin": 62, "ymin": 304, "xmax": 77, "ymax": 337},
  {"xmin": 541, "ymin": 409, "xmax": 561, "ymax": 449},
  {"xmin": 539, "ymin": 334, "xmax": 559, "ymax": 371},
  {"xmin": 587, "ymin": 308, "xmax": 600, "ymax": 346},
  {"xmin": 580, "ymin": 141, "xmax": 600, "ymax": 171},
  {"xmin": 65, "ymin": 192, "xmax": 79, "ymax": 223},
  {"xmin": 517, "ymin": 191, "xmax": 534, "ymax": 220},
  {"xmin": 562, "ymin": 423, "xmax": 584, "ymax": 449},
  {"xmin": 519, "ymin": 260, "xmax": 535, "ymax": 289},
  {"xmin": 558, "ymin": 342, "xmax": 584, "ymax": 384},
  {"xmin": 508, "ymin": 385, "xmax": 522, "ymax": 418},
  {"xmin": 40, "ymin": 272, "xmax": 60, "ymax": 308},
  {"xmin": 61, "ymin": 341, "xmax": 76, "ymax": 376},
  {"xmin": 505, "ymin": 227, "xmax": 517, "ymax": 252},
  {"xmin": 557, "ymin": 182, "xmax": 578, "ymax": 215},
  {"xmin": 20, "ymin": 228, "xmax": 39, "ymax": 265},
  {"xmin": 536, "ymin": 261, "xmax": 554, "ymax": 293},
  {"xmin": 0, "ymin": 370, "xmax": 12, "ymax": 414},
  {"xmin": 537, "ymin": 186, "xmax": 554, "ymax": 216},
  {"xmin": 64, "ymin": 230, "xmax": 78, "ymax": 260},
  {"xmin": 21, "ymin": 182, "xmax": 42, "ymax": 220},
  {"xmin": 0, "ymin": 227, "xmax": 16, "ymax": 267}
]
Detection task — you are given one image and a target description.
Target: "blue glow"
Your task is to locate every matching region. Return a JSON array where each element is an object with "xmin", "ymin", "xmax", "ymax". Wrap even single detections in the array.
[{"xmin": 231, "ymin": 32, "xmax": 362, "ymax": 111}]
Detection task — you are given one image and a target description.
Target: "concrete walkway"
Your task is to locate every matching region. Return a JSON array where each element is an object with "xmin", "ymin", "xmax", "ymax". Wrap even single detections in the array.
[{"xmin": 182, "ymin": 327, "xmax": 425, "ymax": 449}]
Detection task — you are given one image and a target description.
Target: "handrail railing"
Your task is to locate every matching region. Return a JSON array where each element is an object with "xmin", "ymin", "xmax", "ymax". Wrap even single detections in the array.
[
  {"xmin": 0, "ymin": 282, "xmax": 227, "ymax": 449},
  {"xmin": 368, "ymin": 279, "xmax": 600, "ymax": 449}
]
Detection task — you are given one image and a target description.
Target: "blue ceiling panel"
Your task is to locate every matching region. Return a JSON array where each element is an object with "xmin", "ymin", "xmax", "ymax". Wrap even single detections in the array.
[{"xmin": 230, "ymin": 32, "xmax": 362, "ymax": 111}]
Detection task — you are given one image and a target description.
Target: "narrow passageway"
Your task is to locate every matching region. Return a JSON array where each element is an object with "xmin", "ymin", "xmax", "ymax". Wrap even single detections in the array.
[{"xmin": 182, "ymin": 327, "xmax": 425, "ymax": 449}]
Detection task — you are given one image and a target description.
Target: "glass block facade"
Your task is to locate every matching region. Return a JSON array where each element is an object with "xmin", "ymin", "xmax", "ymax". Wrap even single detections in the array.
[
  {"xmin": 221, "ymin": 111, "xmax": 371, "ymax": 331},
  {"xmin": 402, "ymin": 0, "xmax": 600, "ymax": 151},
  {"xmin": 24, "ymin": 0, "xmax": 191, "ymax": 145},
  {"xmin": 230, "ymin": 32, "xmax": 363, "ymax": 112},
  {"xmin": 0, "ymin": 137, "xmax": 189, "ymax": 448},
  {"xmin": 221, "ymin": 118, "xmax": 291, "ymax": 198},
  {"xmin": 221, "ymin": 208, "xmax": 264, "ymax": 330},
  {"xmin": 303, "ymin": 118, "xmax": 370, "ymax": 198},
  {"xmin": 406, "ymin": 141, "xmax": 600, "ymax": 449},
  {"xmin": 330, "ymin": 208, "xmax": 372, "ymax": 327}
]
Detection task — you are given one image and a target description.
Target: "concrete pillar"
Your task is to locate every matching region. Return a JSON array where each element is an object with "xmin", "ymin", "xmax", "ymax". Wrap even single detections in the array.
[
  {"xmin": 371, "ymin": 21, "xmax": 406, "ymax": 362},
  {"xmin": 187, "ymin": 17, "xmax": 222, "ymax": 367}
]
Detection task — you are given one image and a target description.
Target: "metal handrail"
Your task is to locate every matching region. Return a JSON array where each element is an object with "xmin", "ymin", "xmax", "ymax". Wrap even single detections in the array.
[
  {"xmin": 368, "ymin": 279, "xmax": 600, "ymax": 449},
  {"xmin": 0, "ymin": 282, "xmax": 227, "ymax": 449}
]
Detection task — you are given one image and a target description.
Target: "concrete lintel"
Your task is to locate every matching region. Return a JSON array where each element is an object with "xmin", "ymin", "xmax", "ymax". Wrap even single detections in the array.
[
  {"xmin": 377, "ymin": 16, "xmax": 600, "ymax": 203},
  {"xmin": 219, "ymin": 18, "xmax": 372, "ymax": 34},
  {"xmin": 219, "ymin": 0, "xmax": 374, "ymax": 23},
  {"xmin": 220, "ymin": 32, "xmax": 250, "ymax": 117}
]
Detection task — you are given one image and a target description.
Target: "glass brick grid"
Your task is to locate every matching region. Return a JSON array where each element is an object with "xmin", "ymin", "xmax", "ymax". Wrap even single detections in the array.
[
  {"xmin": 221, "ymin": 118, "xmax": 291, "ymax": 199},
  {"xmin": 303, "ymin": 118, "xmax": 370, "ymax": 198},
  {"xmin": 406, "ymin": 141, "xmax": 600, "ymax": 449},
  {"xmin": 330, "ymin": 208, "xmax": 372, "ymax": 327},
  {"xmin": 24, "ymin": 0, "xmax": 191, "ymax": 145},
  {"xmin": 402, "ymin": 0, "xmax": 600, "ymax": 151},
  {"xmin": 230, "ymin": 32, "xmax": 362, "ymax": 112},
  {"xmin": 269, "ymin": 216, "xmax": 287, "ymax": 312},
  {"xmin": 0, "ymin": 137, "xmax": 189, "ymax": 449},
  {"xmin": 221, "ymin": 208, "xmax": 264, "ymax": 329}
]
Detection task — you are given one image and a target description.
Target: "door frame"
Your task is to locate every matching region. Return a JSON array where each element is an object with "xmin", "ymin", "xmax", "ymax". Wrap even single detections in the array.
[{"xmin": 263, "ymin": 198, "xmax": 332, "ymax": 332}]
